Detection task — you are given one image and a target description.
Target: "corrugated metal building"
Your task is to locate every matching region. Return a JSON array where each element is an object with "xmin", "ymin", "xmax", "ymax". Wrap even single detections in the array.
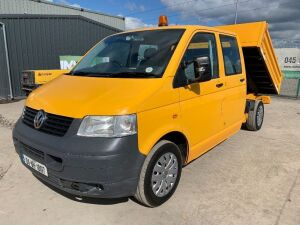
[
  {"xmin": 0, "ymin": 0, "xmax": 125, "ymax": 30},
  {"xmin": 0, "ymin": 0, "xmax": 125, "ymax": 99}
]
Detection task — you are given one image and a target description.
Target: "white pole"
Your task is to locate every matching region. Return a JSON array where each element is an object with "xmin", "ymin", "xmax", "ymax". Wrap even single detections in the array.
[
  {"xmin": 234, "ymin": 0, "xmax": 239, "ymax": 24},
  {"xmin": 0, "ymin": 22, "xmax": 13, "ymax": 99}
]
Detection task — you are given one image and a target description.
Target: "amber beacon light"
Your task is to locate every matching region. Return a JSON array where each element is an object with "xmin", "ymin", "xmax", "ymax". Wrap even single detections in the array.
[{"xmin": 158, "ymin": 15, "xmax": 168, "ymax": 26}]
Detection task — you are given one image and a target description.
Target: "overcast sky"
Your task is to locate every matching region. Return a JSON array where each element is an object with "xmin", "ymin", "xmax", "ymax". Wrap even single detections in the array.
[
  {"xmin": 160, "ymin": 0, "xmax": 300, "ymax": 47},
  {"xmin": 48, "ymin": 0, "xmax": 300, "ymax": 48}
]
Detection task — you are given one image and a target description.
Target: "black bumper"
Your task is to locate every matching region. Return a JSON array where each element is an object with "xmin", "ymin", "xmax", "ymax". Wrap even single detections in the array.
[
  {"xmin": 22, "ymin": 84, "xmax": 38, "ymax": 92},
  {"xmin": 12, "ymin": 119, "xmax": 145, "ymax": 198}
]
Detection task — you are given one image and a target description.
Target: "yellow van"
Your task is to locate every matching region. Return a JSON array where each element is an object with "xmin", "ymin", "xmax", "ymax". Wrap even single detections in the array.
[{"xmin": 13, "ymin": 18, "xmax": 282, "ymax": 207}]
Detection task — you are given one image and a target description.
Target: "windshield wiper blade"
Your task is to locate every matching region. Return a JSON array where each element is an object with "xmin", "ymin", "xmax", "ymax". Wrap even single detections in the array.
[
  {"xmin": 109, "ymin": 72, "xmax": 159, "ymax": 78},
  {"xmin": 69, "ymin": 71, "xmax": 159, "ymax": 78},
  {"xmin": 70, "ymin": 71, "xmax": 112, "ymax": 77}
]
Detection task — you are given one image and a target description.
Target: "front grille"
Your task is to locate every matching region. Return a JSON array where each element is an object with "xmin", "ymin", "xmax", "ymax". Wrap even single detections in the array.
[
  {"xmin": 22, "ymin": 107, "xmax": 73, "ymax": 136},
  {"xmin": 21, "ymin": 141, "xmax": 44, "ymax": 160}
]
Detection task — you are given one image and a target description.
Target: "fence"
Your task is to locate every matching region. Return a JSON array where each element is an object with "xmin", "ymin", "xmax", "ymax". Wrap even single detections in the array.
[{"xmin": 280, "ymin": 71, "xmax": 300, "ymax": 99}]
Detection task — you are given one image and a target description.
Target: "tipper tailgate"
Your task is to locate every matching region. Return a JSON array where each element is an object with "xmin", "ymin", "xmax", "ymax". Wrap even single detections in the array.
[{"xmin": 217, "ymin": 22, "xmax": 283, "ymax": 95}]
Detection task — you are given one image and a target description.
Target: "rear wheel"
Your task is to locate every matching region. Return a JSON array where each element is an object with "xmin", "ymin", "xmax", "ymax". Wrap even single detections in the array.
[
  {"xmin": 134, "ymin": 140, "xmax": 182, "ymax": 207},
  {"xmin": 244, "ymin": 100, "xmax": 264, "ymax": 131}
]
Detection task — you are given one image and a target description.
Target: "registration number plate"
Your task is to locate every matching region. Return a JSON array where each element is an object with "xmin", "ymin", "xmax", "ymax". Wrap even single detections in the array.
[{"xmin": 23, "ymin": 154, "xmax": 48, "ymax": 176}]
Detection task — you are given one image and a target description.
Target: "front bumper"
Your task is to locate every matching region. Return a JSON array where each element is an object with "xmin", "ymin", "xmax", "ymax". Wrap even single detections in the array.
[
  {"xmin": 12, "ymin": 119, "xmax": 145, "ymax": 198},
  {"xmin": 21, "ymin": 83, "xmax": 38, "ymax": 92}
]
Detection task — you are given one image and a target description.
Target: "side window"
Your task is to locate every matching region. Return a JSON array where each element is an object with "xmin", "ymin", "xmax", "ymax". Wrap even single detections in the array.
[
  {"xmin": 220, "ymin": 35, "xmax": 242, "ymax": 75},
  {"xmin": 179, "ymin": 33, "xmax": 219, "ymax": 81}
]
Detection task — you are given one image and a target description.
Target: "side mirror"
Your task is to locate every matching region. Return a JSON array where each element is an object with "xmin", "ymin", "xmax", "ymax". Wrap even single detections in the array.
[{"xmin": 193, "ymin": 56, "xmax": 212, "ymax": 82}]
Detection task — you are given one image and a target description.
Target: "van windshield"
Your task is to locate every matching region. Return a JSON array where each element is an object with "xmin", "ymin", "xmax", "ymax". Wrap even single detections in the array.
[{"xmin": 70, "ymin": 29, "xmax": 185, "ymax": 78}]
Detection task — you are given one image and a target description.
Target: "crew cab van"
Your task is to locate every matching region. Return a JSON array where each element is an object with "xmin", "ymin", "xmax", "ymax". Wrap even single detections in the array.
[{"xmin": 13, "ymin": 17, "xmax": 282, "ymax": 207}]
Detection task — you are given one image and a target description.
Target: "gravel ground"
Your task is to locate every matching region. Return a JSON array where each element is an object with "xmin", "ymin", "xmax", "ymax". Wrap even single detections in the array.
[{"xmin": 0, "ymin": 97, "xmax": 299, "ymax": 225}]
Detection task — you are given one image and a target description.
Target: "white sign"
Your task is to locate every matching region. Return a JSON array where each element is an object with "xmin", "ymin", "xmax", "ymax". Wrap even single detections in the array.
[
  {"xmin": 275, "ymin": 48, "xmax": 300, "ymax": 72},
  {"xmin": 60, "ymin": 60, "xmax": 77, "ymax": 70},
  {"xmin": 59, "ymin": 56, "xmax": 81, "ymax": 70}
]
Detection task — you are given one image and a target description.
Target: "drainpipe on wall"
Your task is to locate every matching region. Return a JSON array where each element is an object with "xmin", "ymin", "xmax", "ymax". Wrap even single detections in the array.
[{"xmin": 0, "ymin": 22, "xmax": 13, "ymax": 100}]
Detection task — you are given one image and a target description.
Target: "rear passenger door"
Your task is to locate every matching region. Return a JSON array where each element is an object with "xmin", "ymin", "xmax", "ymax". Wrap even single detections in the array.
[{"xmin": 220, "ymin": 35, "xmax": 246, "ymax": 128}]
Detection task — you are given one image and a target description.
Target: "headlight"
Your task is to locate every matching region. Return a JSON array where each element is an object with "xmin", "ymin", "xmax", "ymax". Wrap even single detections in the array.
[
  {"xmin": 77, "ymin": 114, "xmax": 137, "ymax": 137},
  {"xmin": 21, "ymin": 107, "xmax": 25, "ymax": 119}
]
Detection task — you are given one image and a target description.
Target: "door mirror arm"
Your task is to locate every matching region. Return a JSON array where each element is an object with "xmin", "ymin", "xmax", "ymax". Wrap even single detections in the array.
[{"xmin": 180, "ymin": 60, "xmax": 193, "ymax": 69}]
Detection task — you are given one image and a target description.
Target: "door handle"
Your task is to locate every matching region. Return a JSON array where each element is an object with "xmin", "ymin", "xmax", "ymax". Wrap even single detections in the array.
[
  {"xmin": 240, "ymin": 78, "xmax": 245, "ymax": 82},
  {"xmin": 216, "ymin": 83, "xmax": 224, "ymax": 88}
]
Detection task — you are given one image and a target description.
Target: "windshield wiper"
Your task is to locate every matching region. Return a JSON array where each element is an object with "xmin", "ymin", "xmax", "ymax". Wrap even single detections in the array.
[
  {"xmin": 109, "ymin": 72, "xmax": 159, "ymax": 78},
  {"xmin": 68, "ymin": 71, "xmax": 159, "ymax": 78},
  {"xmin": 70, "ymin": 71, "xmax": 112, "ymax": 77}
]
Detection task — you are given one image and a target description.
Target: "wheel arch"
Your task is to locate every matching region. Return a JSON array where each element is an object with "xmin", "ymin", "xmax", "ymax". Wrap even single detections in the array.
[
  {"xmin": 159, "ymin": 131, "xmax": 189, "ymax": 164},
  {"xmin": 144, "ymin": 131, "xmax": 189, "ymax": 165}
]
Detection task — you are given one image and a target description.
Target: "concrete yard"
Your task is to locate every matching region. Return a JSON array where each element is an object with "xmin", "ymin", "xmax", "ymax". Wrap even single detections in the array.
[{"xmin": 0, "ymin": 97, "xmax": 299, "ymax": 225}]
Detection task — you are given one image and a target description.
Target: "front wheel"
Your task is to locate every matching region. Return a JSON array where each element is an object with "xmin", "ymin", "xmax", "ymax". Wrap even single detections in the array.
[{"xmin": 134, "ymin": 140, "xmax": 182, "ymax": 207}]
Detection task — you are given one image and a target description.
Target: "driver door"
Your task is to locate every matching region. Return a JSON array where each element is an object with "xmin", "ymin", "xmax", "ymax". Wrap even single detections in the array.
[{"xmin": 176, "ymin": 32, "xmax": 225, "ymax": 160}]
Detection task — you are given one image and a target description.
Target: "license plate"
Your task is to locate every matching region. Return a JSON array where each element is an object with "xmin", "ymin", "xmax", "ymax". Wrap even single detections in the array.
[{"xmin": 23, "ymin": 154, "xmax": 48, "ymax": 176}]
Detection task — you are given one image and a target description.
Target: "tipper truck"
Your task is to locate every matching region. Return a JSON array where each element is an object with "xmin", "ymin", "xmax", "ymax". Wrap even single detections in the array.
[{"xmin": 13, "ymin": 16, "xmax": 282, "ymax": 207}]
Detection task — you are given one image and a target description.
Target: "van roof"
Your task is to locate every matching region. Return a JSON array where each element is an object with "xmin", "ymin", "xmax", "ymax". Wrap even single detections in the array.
[{"xmin": 120, "ymin": 25, "xmax": 237, "ymax": 36}]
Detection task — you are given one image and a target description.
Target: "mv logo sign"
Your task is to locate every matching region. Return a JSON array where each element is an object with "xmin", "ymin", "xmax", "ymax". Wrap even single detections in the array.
[{"xmin": 59, "ymin": 56, "xmax": 81, "ymax": 70}]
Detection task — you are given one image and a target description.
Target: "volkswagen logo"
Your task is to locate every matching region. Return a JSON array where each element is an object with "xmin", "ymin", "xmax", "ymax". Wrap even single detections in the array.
[{"xmin": 34, "ymin": 110, "xmax": 47, "ymax": 129}]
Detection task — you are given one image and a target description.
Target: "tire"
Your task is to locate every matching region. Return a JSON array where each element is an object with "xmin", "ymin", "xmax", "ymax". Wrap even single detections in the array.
[
  {"xmin": 134, "ymin": 140, "xmax": 183, "ymax": 207},
  {"xmin": 244, "ymin": 100, "xmax": 264, "ymax": 131}
]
